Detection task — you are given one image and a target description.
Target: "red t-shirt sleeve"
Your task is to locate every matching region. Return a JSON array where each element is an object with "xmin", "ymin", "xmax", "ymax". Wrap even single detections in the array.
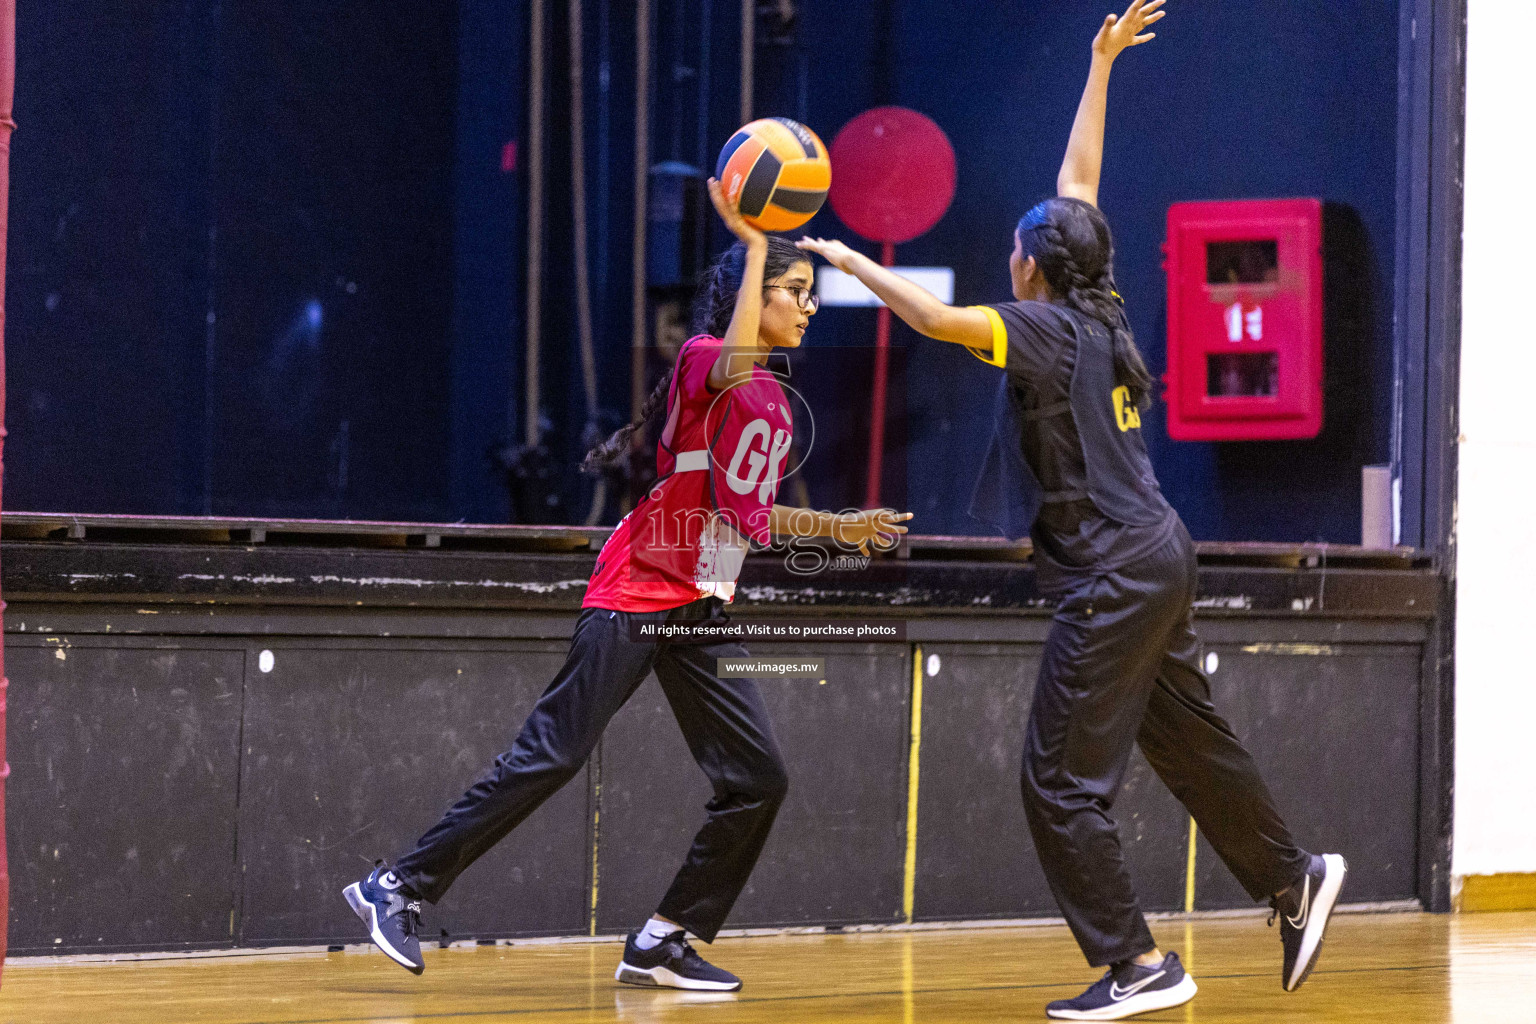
[{"xmin": 674, "ymin": 337, "xmax": 723, "ymax": 402}]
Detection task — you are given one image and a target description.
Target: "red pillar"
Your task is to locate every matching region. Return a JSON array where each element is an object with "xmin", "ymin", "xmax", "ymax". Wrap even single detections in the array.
[
  {"xmin": 0, "ymin": 0, "xmax": 16, "ymax": 986},
  {"xmin": 863, "ymin": 241, "xmax": 896, "ymax": 510}
]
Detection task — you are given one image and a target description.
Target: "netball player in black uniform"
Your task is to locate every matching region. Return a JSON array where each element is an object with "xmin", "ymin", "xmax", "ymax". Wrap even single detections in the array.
[{"xmin": 799, "ymin": 2, "xmax": 1346, "ymax": 1018}]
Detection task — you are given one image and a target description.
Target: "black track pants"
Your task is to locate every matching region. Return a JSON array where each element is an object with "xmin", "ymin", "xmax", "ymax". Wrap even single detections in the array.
[
  {"xmin": 392, "ymin": 597, "xmax": 788, "ymax": 943},
  {"xmin": 1022, "ymin": 521, "xmax": 1310, "ymax": 966}
]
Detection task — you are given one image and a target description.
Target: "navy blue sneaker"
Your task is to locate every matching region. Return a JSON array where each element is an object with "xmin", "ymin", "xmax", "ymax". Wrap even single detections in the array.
[
  {"xmin": 614, "ymin": 930, "xmax": 742, "ymax": 991},
  {"xmin": 343, "ymin": 862, "xmax": 425, "ymax": 975},
  {"xmin": 1046, "ymin": 951, "xmax": 1197, "ymax": 1020},
  {"xmin": 1271, "ymin": 852, "xmax": 1349, "ymax": 991}
]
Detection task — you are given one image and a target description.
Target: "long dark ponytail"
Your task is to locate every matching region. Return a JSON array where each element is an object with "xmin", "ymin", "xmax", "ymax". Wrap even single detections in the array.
[
  {"xmin": 581, "ymin": 236, "xmax": 810, "ymax": 474},
  {"xmin": 1016, "ymin": 197, "xmax": 1155, "ymax": 407}
]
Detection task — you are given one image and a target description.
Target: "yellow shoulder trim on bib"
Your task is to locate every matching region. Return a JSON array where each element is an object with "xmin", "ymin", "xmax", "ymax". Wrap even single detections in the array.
[{"xmin": 964, "ymin": 306, "xmax": 1008, "ymax": 368}]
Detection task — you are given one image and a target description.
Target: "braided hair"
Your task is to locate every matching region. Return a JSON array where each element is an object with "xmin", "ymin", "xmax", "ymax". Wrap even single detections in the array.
[
  {"xmin": 1016, "ymin": 197, "xmax": 1155, "ymax": 408},
  {"xmin": 581, "ymin": 236, "xmax": 810, "ymax": 474}
]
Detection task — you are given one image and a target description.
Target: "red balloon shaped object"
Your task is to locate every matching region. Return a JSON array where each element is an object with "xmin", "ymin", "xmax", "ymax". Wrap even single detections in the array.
[{"xmin": 828, "ymin": 107, "xmax": 956, "ymax": 244}]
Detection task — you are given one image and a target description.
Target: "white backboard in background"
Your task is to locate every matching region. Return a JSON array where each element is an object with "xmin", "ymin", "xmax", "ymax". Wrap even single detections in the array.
[{"xmin": 815, "ymin": 266, "xmax": 954, "ymax": 307}]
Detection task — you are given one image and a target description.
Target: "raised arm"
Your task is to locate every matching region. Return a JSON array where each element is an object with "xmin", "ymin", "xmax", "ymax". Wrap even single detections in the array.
[
  {"xmin": 793, "ymin": 238, "xmax": 996, "ymax": 352},
  {"xmin": 706, "ymin": 176, "xmax": 769, "ymax": 390},
  {"xmin": 1057, "ymin": 0, "xmax": 1165, "ymax": 208}
]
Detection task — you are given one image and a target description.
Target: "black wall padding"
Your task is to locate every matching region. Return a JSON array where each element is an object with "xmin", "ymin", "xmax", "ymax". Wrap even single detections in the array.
[{"xmin": 0, "ymin": 540, "xmax": 1436, "ymax": 954}]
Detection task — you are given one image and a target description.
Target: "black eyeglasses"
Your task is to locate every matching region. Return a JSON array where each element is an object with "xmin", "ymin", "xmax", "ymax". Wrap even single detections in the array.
[{"xmin": 764, "ymin": 285, "xmax": 819, "ymax": 311}]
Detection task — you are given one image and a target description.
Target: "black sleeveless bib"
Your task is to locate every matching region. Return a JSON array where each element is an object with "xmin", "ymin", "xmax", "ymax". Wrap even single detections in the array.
[{"xmin": 969, "ymin": 309, "xmax": 1170, "ymax": 541}]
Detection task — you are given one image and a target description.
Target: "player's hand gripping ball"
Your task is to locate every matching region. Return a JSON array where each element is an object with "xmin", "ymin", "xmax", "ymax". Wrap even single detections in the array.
[{"xmin": 715, "ymin": 118, "xmax": 830, "ymax": 232}]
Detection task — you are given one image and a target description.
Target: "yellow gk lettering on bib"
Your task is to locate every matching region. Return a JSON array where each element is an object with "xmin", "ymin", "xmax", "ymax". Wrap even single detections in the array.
[{"xmin": 1113, "ymin": 386, "xmax": 1142, "ymax": 432}]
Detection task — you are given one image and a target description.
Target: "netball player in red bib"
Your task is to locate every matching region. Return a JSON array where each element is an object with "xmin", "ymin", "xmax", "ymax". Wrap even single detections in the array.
[
  {"xmin": 799, "ymin": 3, "xmax": 1346, "ymax": 1018},
  {"xmin": 344, "ymin": 176, "xmax": 912, "ymax": 991}
]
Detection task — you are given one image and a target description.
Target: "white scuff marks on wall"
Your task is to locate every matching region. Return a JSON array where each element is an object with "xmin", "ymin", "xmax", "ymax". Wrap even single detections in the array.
[
  {"xmin": 305, "ymin": 574, "xmax": 591, "ymax": 593},
  {"xmin": 1191, "ymin": 595, "xmax": 1252, "ymax": 611},
  {"xmin": 1240, "ymin": 643, "xmax": 1335, "ymax": 656}
]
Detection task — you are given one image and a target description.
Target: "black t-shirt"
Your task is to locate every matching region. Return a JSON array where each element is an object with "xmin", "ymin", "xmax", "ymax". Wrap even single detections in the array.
[{"xmin": 972, "ymin": 300, "xmax": 1175, "ymax": 571}]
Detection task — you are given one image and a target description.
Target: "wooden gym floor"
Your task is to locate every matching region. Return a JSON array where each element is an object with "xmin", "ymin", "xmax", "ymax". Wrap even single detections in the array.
[{"xmin": 2, "ymin": 910, "xmax": 1533, "ymax": 1023}]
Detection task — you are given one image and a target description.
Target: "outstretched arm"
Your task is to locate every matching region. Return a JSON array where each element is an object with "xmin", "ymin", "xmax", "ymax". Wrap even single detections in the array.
[
  {"xmin": 793, "ymin": 238, "xmax": 996, "ymax": 351},
  {"xmin": 770, "ymin": 504, "xmax": 913, "ymax": 556},
  {"xmin": 1057, "ymin": 0, "xmax": 1165, "ymax": 208}
]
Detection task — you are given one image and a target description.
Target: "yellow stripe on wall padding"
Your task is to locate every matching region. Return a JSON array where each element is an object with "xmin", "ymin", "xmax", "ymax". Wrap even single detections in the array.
[
  {"xmin": 1185, "ymin": 816, "xmax": 1198, "ymax": 913},
  {"xmin": 902, "ymin": 645, "xmax": 924, "ymax": 923}
]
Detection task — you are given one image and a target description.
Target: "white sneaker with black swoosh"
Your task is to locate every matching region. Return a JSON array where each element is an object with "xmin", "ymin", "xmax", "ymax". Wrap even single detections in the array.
[
  {"xmin": 1046, "ymin": 951, "xmax": 1197, "ymax": 1020},
  {"xmin": 1272, "ymin": 852, "xmax": 1349, "ymax": 991}
]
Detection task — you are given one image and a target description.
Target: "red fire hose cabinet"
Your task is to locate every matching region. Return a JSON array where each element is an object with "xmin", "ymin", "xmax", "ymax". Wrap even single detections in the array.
[{"xmin": 1163, "ymin": 198, "xmax": 1323, "ymax": 441}]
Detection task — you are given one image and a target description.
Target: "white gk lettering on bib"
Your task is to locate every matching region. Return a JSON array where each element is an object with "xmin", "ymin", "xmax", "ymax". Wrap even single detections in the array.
[{"xmin": 725, "ymin": 418, "xmax": 793, "ymax": 503}]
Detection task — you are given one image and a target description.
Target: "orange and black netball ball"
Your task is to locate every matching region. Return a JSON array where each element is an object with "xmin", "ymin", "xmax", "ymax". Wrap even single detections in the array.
[{"xmin": 715, "ymin": 117, "xmax": 830, "ymax": 232}]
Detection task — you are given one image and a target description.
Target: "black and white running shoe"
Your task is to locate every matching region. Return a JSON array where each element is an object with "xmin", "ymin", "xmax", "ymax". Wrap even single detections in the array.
[
  {"xmin": 1271, "ymin": 852, "xmax": 1349, "ymax": 991},
  {"xmin": 343, "ymin": 862, "xmax": 425, "ymax": 975},
  {"xmin": 614, "ymin": 930, "xmax": 742, "ymax": 991},
  {"xmin": 1046, "ymin": 951, "xmax": 1197, "ymax": 1021}
]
